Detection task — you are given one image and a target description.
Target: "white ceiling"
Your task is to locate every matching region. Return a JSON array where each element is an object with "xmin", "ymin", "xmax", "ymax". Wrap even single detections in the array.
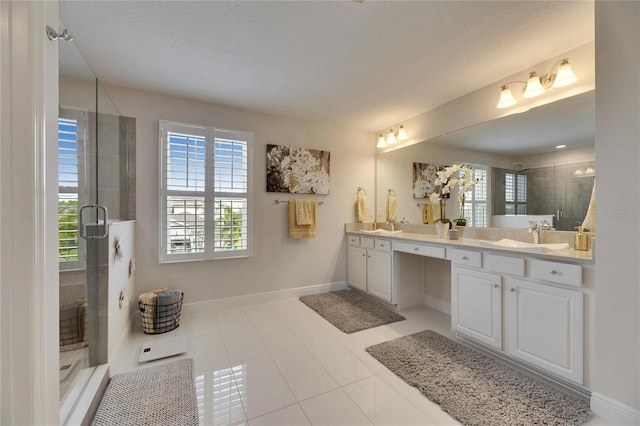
[{"xmin": 60, "ymin": 1, "xmax": 594, "ymax": 133}]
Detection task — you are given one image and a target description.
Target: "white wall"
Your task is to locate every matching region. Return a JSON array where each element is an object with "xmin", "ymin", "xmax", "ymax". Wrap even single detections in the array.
[
  {"xmin": 593, "ymin": 0, "xmax": 640, "ymax": 415},
  {"xmin": 99, "ymin": 83, "xmax": 375, "ymax": 303}
]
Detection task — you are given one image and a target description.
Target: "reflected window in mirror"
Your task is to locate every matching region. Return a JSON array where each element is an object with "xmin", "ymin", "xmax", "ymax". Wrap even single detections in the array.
[
  {"xmin": 505, "ymin": 172, "xmax": 528, "ymax": 215},
  {"xmin": 461, "ymin": 165, "xmax": 488, "ymax": 227}
]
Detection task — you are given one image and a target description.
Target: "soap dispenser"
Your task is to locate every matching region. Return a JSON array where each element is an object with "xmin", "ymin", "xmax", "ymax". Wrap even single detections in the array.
[{"xmin": 574, "ymin": 226, "xmax": 589, "ymax": 251}]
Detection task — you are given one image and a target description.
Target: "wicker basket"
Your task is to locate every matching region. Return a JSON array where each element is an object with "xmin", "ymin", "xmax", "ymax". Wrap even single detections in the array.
[{"xmin": 139, "ymin": 292, "xmax": 183, "ymax": 334}]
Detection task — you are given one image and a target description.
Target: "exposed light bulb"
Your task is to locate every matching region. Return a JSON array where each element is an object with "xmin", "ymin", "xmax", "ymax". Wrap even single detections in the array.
[
  {"xmin": 523, "ymin": 72, "xmax": 545, "ymax": 98},
  {"xmin": 496, "ymin": 85, "xmax": 516, "ymax": 108}
]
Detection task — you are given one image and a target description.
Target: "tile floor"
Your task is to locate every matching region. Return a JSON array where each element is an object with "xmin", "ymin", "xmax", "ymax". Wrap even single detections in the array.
[{"xmin": 110, "ymin": 296, "xmax": 607, "ymax": 426}]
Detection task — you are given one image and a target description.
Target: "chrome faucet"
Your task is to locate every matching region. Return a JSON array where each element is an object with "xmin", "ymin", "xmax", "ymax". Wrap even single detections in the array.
[
  {"xmin": 540, "ymin": 219, "xmax": 552, "ymax": 230},
  {"xmin": 385, "ymin": 220, "xmax": 395, "ymax": 231},
  {"xmin": 527, "ymin": 221, "xmax": 539, "ymax": 244}
]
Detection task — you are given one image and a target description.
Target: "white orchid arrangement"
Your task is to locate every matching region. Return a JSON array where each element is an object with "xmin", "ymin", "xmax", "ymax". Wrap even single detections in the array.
[{"xmin": 428, "ymin": 164, "xmax": 478, "ymax": 224}]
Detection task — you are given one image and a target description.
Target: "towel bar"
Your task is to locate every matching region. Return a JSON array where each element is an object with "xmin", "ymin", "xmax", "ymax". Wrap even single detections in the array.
[{"xmin": 275, "ymin": 199, "xmax": 325, "ymax": 205}]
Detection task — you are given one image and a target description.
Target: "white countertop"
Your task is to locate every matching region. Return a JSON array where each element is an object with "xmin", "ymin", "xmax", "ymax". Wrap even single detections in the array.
[{"xmin": 347, "ymin": 229, "xmax": 593, "ymax": 263}]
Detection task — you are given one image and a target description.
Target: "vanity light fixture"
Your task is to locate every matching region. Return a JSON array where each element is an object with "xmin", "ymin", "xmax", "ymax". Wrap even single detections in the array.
[
  {"xmin": 496, "ymin": 58, "xmax": 577, "ymax": 108},
  {"xmin": 377, "ymin": 124, "xmax": 409, "ymax": 148},
  {"xmin": 574, "ymin": 165, "xmax": 596, "ymax": 177}
]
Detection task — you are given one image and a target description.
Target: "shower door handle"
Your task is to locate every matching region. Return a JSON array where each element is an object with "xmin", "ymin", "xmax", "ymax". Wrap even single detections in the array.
[{"xmin": 79, "ymin": 204, "xmax": 109, "ymax": 240}]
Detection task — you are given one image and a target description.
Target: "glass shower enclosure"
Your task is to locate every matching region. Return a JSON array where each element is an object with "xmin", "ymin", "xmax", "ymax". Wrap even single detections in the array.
[{"xmin": 58, "ymin": 33, "xmax": 135, "ymax": 421}]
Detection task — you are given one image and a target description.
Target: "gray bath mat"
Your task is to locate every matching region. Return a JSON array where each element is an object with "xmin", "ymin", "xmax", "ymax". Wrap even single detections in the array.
[
  {"xmin": 299, "ymin": 289, "xmax": 405, "ymax": 334},
  {"xmin": 91, "ymin": 358, "xmax": 198, "ymax": 426},
  {"xmin": 366, "ymin": 330, "xmax": 592, "ymax": 426}
]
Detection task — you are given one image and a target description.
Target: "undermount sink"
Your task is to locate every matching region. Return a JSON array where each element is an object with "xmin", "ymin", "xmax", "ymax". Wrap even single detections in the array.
[
  {"xmin": 479, "ymin": 238, "xmax": 569, "ymax": 253},
  {"xmin": 360, "ymin": 229, "xmax": 403, "ymax": 235}
]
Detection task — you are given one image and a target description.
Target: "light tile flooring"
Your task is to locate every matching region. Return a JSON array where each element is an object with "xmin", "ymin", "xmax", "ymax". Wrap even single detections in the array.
[{"xmin": 111, "ymin": 297, "xmax": 607, "ymax": 426}]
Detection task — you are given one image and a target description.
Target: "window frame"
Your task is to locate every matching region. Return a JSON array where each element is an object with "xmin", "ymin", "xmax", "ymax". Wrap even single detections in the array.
[{"xmin": 159, "ymin": 120, "xmax": 253, "ymax": 263}]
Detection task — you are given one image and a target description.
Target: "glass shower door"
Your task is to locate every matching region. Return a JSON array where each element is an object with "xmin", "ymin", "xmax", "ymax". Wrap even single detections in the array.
[{"xmin": 58, "ymin": 30, "xmax": 134, "ymax": 420}]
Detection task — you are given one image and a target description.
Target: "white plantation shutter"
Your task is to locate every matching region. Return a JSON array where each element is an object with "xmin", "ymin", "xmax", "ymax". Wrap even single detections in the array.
[
  {"xmin": 462, "ymin": 166, "xmax": 488, "ymax": 227},
  {"xmin": 160, "ymin": 121, "xmax": 252, "ymax": 262},
  {"xmin": 58, "ymin": 117, "xmax": 85, "ymax": 269}
]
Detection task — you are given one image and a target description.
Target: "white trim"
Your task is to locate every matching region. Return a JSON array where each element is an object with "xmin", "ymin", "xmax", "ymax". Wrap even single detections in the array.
[
  {"xmin": 63, "ymin": 364, "xmax": 110, "ymax": 426},
  {"xmin": 424, "ymin": 294, "xmax": 451, "ymax": 314},
  {"xmin": 1, "ymin": 1, "xmax": 59, "ymax": 424},
  {"xmin": 591, "ymin": 392, "xmax": 640, "ymax": 425},
  {"xmin": 179, "ymin": 281, "xmax": 348, "ymax": 316}
]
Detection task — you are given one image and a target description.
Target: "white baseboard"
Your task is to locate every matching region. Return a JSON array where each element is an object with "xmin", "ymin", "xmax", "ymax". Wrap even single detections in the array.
[
  {"xmin": 591, "ymin": 392, "xmax": 640, "ymax": 425},
  {"xmin": 424, "ymin": 295, "xmax": 451, "ymax": 315},
  {"xmin": 181, "ymin": 281, "xmax": 349, "ymax": 315}
]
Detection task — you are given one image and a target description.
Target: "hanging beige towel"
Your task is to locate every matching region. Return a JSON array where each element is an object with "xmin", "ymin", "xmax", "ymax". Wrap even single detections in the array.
[
  {"xmin": 386, "ymin": 195, "xmax": 397, "ymax": 222},
  {"xmin": 295, "ymin": 199, "xmax": 314, "ymax": 225},
  {"xmin": 423, "ymin": 203, "xmax": 434, "ymax": 224},
  {"xmin": 289, "ymin": 200, "xmax": 316, "ymax": 238},
  {"xmin": 356, "ymin": 195, "xmax": 367, "ymax": 222}
]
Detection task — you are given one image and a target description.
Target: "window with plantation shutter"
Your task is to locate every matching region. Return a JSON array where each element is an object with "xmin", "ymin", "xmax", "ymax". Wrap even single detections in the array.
[
  {"xmin": 505, "ymin": 171, "xmax": 527, "ymax": 215},
  {"xmin": 159, "ymin": 121, "xmax": 252, "ymax": 263},
  {"xmin": 461, "ymin": 165, "xmax": 488, "ymax": 227},
  {"xmin": 58, "ymin": 116, "xmax": 86, "ymax": 269}
]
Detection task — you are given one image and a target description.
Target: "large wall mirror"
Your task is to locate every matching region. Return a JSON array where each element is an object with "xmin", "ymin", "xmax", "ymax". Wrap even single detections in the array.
[{"xmin": 376, "ymin": 91, "xmax": 595, "ymax": 230}]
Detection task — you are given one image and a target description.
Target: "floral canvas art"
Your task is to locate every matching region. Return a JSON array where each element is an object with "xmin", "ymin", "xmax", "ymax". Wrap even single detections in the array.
[
  {"xmin": 413, "ymin": 162, "xmax": 441, "ymax": 199},
  {"xmin": 266, "ymin": 144, "xmax": 331, "ymax": 194}
]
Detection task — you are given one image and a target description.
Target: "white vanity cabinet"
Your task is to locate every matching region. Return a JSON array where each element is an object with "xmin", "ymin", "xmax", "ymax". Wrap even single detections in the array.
[
  {"xmin": 452, "ymin": 251, "xmax": 585, "ymax": 384},
  {"xmin": 506, "ymin": 277, "xmax": 584, "ymax": 383},
  {"xmin": 452, "ymin": 266, "xmax": 503, "ymax": 349},
  {"xmin": 347, "ymin": 236, "xmax": 393, "ymax": 303}
]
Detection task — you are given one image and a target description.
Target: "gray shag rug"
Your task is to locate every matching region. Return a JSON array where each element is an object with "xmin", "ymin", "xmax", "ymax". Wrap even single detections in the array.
[
  {"xmin": 299, "ymin": 290, "xmax": 405, "ymax": 334},
  {"xmin": 91, "ymin": 358, "xmax": 198, "ymax": 426},
  {"xmin": 366, "ymin": 330, "xmax": 592, "ymax": 426}
]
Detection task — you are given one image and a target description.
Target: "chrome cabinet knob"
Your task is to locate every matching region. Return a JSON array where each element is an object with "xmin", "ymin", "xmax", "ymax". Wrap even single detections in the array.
[
  {"xmin": 550, "ymin": 270, "xmax": 558, "ymax": 275},
  {"xmin": 509, "ymin": 288, "xmax": 516, "ymax": 292}
]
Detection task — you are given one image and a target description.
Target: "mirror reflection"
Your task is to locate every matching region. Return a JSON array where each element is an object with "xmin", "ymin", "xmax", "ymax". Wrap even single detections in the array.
[{"xmin": 376, "ymin": 91, "xmax": 595, "ymax": 230}]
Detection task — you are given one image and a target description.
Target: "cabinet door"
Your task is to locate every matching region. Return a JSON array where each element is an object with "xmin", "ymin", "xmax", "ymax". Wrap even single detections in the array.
[
  {"xmin": 506, "ymin": 278, "xmax": 583, "ymax": 384},
  {"xmin": 451, "ymin": 267, "xmax": 502, "ymax": 349},
  {"xmin": 347, "ymin": 246, "xmax": 367, "ymax": 292},
  {"xmin": 367, "ymin": 250, "xmax": 392, "ymax": 302}
]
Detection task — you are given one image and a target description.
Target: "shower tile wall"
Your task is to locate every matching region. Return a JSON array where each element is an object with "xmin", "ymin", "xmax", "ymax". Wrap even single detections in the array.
[
  {"xmin": 527, "ymin": 162, "xmax": 595, "ymax": 231},
  {"xmin": 492, "ymin": 163, "xmax": 595, "ymax": 231},
  {"xmin": 86, "ymin": 112, "xmax": 136, "ymax": 222},
  {"xmin": 553, "ymin": 162, "xmax": 595, "ymax": 231}
]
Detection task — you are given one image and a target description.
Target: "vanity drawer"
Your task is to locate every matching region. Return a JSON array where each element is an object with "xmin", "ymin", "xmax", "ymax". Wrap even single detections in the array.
[
  {"xmin": 486, "ymin": 254, "xmax": 525, "ymax": 277},
  {"xmin": 393, "ymin": 241, "xmax": 446, "ymax": 259},
  {"xmin": 348, "ymin": 235, "xmax": 360, "ymax": 247},
  {"xmin": 360, "ymin": 236, "xmax": 375, "ymax": 249},
  {"xmin": 451, "ymin": 249, "xmax": 482, "ymax": 268},
  {"xmin": 375, "ymin": 238, "xmax": 391, "ymax": 252},
  {"xmin": 531, "ymin": 259, "xmax": 582, "ymax": 287}
]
